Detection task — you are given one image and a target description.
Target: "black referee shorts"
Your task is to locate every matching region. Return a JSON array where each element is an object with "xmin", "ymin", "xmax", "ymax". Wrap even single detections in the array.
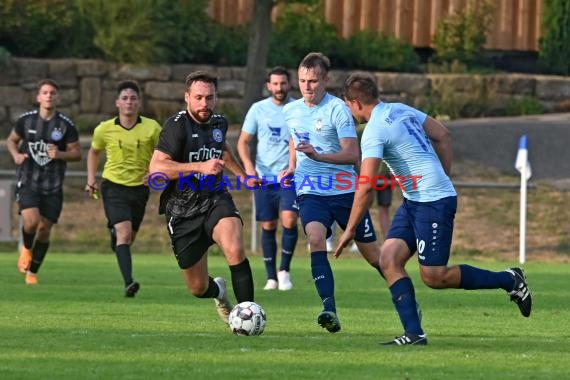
[
  {"xmin": 100, "ymin": 180, "xmax": 150, "ymax": 231},
  {"xmin": 166, "ymin": 197, "xmax": 243, "ymax": 270}
]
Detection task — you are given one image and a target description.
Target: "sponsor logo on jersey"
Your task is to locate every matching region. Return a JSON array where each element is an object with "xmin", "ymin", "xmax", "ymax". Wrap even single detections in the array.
[{"xmin": 28, "ymin": 140, "xmax": 51, "ymax": 166}]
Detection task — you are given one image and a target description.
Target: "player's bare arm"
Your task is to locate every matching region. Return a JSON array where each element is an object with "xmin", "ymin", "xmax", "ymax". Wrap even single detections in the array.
[
  {"xmin": 423, "ymin": 116, "xmax": 453, "ymax": 176},
  {"xmin": 236, "ymin": 131, "xmax": 257, "ymax": 176},
  {"xmin": 296, "ymin": 137, "xmax": 359, "ymax": 165},
  {"xmin": 223, "ymin": 142, "xmax": 260, "ymax": 188},
  {"xmin": 334, "ymin": 157, "xmax": 380, "ymax": 258},
  {"xmin": 6, "ymin": 130, "xmax": 28, "ymax": 165},
  {"xmin": 85, "ymin": 147, "xmax": 101, "ymax": 196},
  {"xmin": 48, "ymin": 141, "xmax": 81, "ymax": 161},
  {"xmin": 149, "ymin": 149, "xmax": 224, "ymax": 179}
]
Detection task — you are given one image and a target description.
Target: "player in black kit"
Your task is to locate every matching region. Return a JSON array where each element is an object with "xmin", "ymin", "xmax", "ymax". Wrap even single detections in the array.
[
  {"xmin": 6, "ymin": 79, "xmax": 81, "ymax": 285},
  {"xmin": 149, "ymin": 71, "xmax": 259, "ymax": 324}
]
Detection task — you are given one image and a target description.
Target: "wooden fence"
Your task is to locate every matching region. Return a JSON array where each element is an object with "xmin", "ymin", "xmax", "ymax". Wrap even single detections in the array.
[{"xmin": 208, "ymin": 0, "xmax": 543, "ymax": 51}]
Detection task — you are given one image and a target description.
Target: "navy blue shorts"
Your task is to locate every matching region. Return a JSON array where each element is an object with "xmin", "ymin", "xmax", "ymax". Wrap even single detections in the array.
[
  {"xmin": 387, "ymin": 196, "xmax": 457, "ymax": 266},
  {"xmin": 254, "ymin": 183, "xmax": 298, "ymax": 221},
  {"xmin": 297, "ymin": 193, "xmax": 376, "ymax": 242}
]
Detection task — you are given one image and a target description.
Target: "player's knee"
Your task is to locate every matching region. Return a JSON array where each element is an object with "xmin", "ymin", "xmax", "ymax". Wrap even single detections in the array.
[
  {"xmin": 420, "ymin": 269, "xmax": 450, "ymax": 289},
  {"xmin": 223, "ymin": 246, "xmax": 246, "ymax": 265}
]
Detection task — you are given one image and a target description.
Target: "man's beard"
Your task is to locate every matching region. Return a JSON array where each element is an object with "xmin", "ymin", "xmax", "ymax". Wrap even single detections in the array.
[
  {"xmin": 273, "ymin": 92, "xmax": 287, "ymax": 102},
  {"xmin": 190, "ymin": 108, "xmax": 213, "ymax": 123}
]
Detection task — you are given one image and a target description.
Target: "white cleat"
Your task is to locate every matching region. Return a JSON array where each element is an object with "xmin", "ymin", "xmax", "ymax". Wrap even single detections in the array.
[
  {"xmin": 213, "ymin": 277, "xmax": 233, "ymax": 324},
  {"xmin": 277, "ymin": 270, "xmax": 293, "ymax": 291},
  {"xmin": 263, "ymin": 279, "xmax": 278, "ymax": 290}
]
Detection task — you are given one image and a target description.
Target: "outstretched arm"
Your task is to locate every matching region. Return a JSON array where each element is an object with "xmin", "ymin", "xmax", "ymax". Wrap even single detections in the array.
[{"xmin": 334, "ymin": 157, "xmax": 381, "ymax": 257}]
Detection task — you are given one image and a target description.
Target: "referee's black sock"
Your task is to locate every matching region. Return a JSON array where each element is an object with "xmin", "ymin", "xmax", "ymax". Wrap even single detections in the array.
[
  {"xmin": 115, "ymin": 244, "xmax": 133, "ymax": 286},
  {"xmin": 29, "ymin": 240, "xmax": 49, "ymax": 274}
]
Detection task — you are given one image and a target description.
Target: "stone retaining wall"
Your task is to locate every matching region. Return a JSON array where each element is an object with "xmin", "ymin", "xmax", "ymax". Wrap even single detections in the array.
[{"xmin": 1, "ymin": 57, "xmax": 569, "ymax": 135}]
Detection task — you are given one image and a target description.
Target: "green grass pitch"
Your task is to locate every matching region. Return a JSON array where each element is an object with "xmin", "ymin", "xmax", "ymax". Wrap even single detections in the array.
[{"xmin": 0, "ymin": 252, "xmax": 568, "ymax": 379}]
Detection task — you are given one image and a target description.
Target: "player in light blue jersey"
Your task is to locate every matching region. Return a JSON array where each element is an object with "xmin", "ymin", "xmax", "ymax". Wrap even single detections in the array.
[
  {"xmin": 238, "ymin": 67, "xmax": 298, "ymax": 291},
  {"xmin": 336, "ymin": 72, "xmax": 532, "ymax": 345},
  {"xmin": 281, "ymin": 52, "xmax": 385, "ymax": 334}
]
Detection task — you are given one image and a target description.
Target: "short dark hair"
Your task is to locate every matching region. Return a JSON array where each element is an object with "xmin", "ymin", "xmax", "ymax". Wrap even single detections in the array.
[
  {"xmin": 266, "ymin": 66, "xmax": 290, "ymax": 82},
  {"xmin": 185, "ymin": 71, "xmax": 218, "ymax": 91},
  {"xmin": 117, "ymin": 80, "xmax": 140, "ymax": 96},
  {"xmin": 36, "ymin": 79, "xmax": 60, "ymax": 92},
  {"xmin": 342, "ymin": 72, "xmax": 379, "ymax": 104},
  {"xmin": 299, "ymin": 52, "xmax": 331, "ymax": 75}
]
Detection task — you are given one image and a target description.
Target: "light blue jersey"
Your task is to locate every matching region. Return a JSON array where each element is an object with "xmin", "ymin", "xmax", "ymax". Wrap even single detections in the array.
[
  {"xmin": 361, "ymin": 102, "xmax": 457, "ymax": 202},
  {"xmin": 242, "ymin": 97, "xmax": 294, "ymax": 183},
  {"xmin": 284, "ymin": 93, "xmax": 357, "ymax": 195}
]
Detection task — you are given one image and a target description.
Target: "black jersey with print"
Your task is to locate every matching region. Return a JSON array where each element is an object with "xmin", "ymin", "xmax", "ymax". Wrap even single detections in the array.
[
  {"xmin": 14, "ymin": 110, "xmax": 79, "ymax": 194},
  {"xmin": 156, "ymin": 110, "xmax": 232, "ymax": 218}
]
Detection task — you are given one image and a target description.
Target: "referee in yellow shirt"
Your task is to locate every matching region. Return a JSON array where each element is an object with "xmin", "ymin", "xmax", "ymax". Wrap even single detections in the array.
[{"xmin": 86, "ymin": 80, "xmax": 161, "ymax": 297}]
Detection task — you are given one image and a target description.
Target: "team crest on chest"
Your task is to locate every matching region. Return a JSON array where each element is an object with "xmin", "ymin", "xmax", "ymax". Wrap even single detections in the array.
[
  {"xmin": 315, "ymin": 118, "xmax": 322, "ymax": 132},
  {"xmin": 51, "ymin": 128, "xmax": 63, "ymax": 141},
  {"xmin": 212, "ymin": 128, "xmax": 223, "ymax": 142}
]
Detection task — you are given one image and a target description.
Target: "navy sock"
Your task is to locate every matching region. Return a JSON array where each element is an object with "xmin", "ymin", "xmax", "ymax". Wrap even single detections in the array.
[
  {"xmin": 22, "ymin": 227, "xmax": 35, "ymax": 250},
  {"xmin": 115, "ymin": 244, "xmax": 133, "ymax": 286},
  {"xmin": 261, "ymin": 228, "xmax": 277, "ymax": 280},
  {"xmin": 459, "ymin": 264, "xmax": 514, "ymax": 291},
  {"xmin": 28, "ymin": 240, "xmax": 49, "ymax": 274},
  {"xmin": 390, "ymin": 277, "xmax": 423, "ymax": 336},
  {"xmin": 311, "ymin": 251, "xmax": 336, "ymax": 312},
  {"xmin": 279, "ymin": 226, "xmax": 298, "ymax": 272},
  {"xmin": 230, "ymin": 258, "xmax": 254, "ymax": 302}
]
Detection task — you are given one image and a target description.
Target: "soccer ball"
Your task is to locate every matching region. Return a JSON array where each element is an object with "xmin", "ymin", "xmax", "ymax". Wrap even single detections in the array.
[{"xmin": 228, "ymin": 301, "xmax": 266, "ymax": 336}]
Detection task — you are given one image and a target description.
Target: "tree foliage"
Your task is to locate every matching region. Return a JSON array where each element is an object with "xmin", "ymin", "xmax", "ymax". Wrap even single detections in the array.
[
  {"xmin": 539, "ymin": 0, "xmax": 570, "ymax": 75},
  {"xmin": 432, "ymin": 0, "xmax": 495, "ymax": 66}
]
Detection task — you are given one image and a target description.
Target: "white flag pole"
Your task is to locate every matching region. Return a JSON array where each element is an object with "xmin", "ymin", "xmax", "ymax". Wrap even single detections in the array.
[
  {"xmin": 250, "ymin": 192, "xmax": 257, "ymax": 253},
  {"xmin": 519, "ymin": 153, "xmax": 527, "ymax": 264},
  {"xmin": 515, "ymin": 135, "xmax": 530, "ymax": 264}
]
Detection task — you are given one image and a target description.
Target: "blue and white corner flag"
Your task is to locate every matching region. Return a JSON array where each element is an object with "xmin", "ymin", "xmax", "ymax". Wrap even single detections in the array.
[
  {"xmin": 515, "ymin": 135, "xmax": 531, "ymax": 180},
  {"xmin": 515, "ymin": 135, "xmax": 530, "ymax": 264}
]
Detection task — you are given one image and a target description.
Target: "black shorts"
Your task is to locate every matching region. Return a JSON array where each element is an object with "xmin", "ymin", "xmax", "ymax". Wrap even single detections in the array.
[
  {"xmin": 100, "ymin": 180, "xmax": 150, "ymax": 231},
  {"xmin": 16, "ymin": 184, "xmax": 63, "ymax": 224},
  {"xmin": 376, "ymin": 187, "xmax": 393, "ymax": 207},
  {"xmin": 166, "ymin": 197, "xmax": 242, "ymax": 269}
]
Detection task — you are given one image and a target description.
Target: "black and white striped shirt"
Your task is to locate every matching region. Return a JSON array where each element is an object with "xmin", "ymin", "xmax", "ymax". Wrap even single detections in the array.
[{"xmin": 14, "ymin": 110, "xmax": 79, "ymax": 194}]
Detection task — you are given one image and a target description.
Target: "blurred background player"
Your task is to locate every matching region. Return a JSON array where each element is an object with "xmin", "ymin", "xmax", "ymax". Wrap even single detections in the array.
[
  {"xmin": 237, "ymin": 67, "xmax": 298, "ymax": 291},
  {"xmin": 86, "ymin": 80, "xmax": 161, "ymax": 297},
  {"xmin": 6, "ymin": 79, "xmax": 81, "ymax": 285}
]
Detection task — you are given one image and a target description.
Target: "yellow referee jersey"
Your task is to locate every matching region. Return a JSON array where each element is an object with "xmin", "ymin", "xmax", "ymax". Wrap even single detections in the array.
[{"xmin": 91, "ymin": 116, "xmax": 161, "ymax": 186}]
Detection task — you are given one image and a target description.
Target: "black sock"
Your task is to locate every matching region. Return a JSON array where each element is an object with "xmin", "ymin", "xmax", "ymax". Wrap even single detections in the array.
[
  {"xmin": 115, "ymin": 244, "xmax": 133, "ymax": 286},
  {"xmin": 29, "ymin": 241, "xmax": 49, "ymax": 274},
  {"xmin": 197, "ymin": 277, "xmax": 219, "ymax": 298},
  {"xmin": 109, "ymin": 227, "xmax": 117, "ymax": 252},
  {"xmin": 22, "ymin": 227, "xmax": 35, "ymax": 249},
  {"xmin": 230, "ymin": 258, "xmax": 254, "ymax": 303}
]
